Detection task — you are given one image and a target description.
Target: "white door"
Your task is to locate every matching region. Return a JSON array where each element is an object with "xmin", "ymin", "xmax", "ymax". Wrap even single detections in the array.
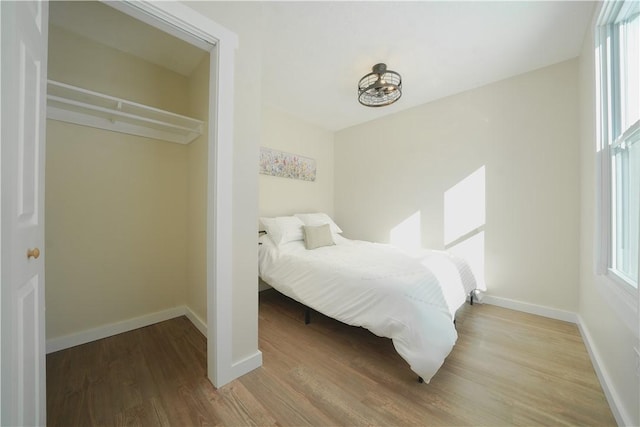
[{"xmin": 1, "ymin": 1, "xmax": 48, "ymax": 425}]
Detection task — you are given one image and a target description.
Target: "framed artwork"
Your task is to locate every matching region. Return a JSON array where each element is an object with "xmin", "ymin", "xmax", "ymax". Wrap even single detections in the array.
[{"xmin": 259, "ymin": 147, "xmax": 316, "ymax": 181}]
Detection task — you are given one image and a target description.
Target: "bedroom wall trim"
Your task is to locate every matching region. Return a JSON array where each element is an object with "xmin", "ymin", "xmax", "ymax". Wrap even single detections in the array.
[
  {"xmin": 482, "ymin": 295, "xmax": 577, "ymax": 323},
  {"xmin": 483, "ymin": 294, "xmax": 627, "ymax": 424},
  {"xmin": 46, "ymin": 306, "xmax": 199, "ymax": 354},
  {"xmin": 185, "ymin": 306, "xmax": 208, "ymax": 337},
  {"xmin": 230, "ymin": 351, "xmax": 263, "ymax": 379},
  {"xmin": 577, "ymin": 315, "xmax": 630, "ymax": 427}
]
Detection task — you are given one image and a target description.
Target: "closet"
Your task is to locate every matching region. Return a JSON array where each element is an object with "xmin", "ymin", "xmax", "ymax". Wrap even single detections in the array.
[{"xmin": 45, "ymin": 1, "xmax": 210, "ymax": 348}]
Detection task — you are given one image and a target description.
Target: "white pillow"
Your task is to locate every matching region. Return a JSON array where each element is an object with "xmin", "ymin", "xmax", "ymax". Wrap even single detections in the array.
[
  {"xmin": 294, "ymin": 213, "xmax": 343, "ymax": 234},
  {"xmin": 259, "ymin": 216, "xmax": 304, "ymax": 246},
  {"xmin": 303, "ymin": 224, "xmax": 335, "ymax": 250}
]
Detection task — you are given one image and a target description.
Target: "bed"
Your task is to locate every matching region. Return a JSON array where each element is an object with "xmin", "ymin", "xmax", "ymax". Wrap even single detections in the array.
[{"xmin": 258, "ymin": 214, "xmax": 477, "ymax": 383}]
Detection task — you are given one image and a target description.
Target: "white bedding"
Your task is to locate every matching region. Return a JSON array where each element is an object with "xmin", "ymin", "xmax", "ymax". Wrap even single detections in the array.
[{"xmin": 258, "ymin": 234, "xmax": 477, "ymax": 383}]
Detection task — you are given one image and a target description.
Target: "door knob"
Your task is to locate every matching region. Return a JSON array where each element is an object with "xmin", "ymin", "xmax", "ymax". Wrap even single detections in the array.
[{"xmin": 27, "ymin": 248, "xmax": 40, "ymax": 260}]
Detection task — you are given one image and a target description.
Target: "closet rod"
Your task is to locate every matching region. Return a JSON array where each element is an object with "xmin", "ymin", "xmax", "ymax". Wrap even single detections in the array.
[
  {"xmin": 48, "ymin": 95, "xmax": 199, "ymax": 134},
  {"xmin": 46, "ymin": 80, "xmax": 204, "ymax": 145}
]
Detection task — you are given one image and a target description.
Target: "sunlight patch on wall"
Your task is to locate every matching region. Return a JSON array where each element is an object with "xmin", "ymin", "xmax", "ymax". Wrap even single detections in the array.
[
  {"xmin": 444, "ymin": 166, "xmax": 486, "ymax": 290},
  {"xmin": 390, "ymin": 211, "xmax": 421, "ymax": 251},
  {"xmin": 444, "ymin": 166, "xmax": 485, "ymax": 245}
]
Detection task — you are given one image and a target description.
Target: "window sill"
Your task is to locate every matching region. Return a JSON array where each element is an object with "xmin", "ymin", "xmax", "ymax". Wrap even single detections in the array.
[{"xmin": 607, "ymin": 268, "xmax": 638, "ymax": 293}]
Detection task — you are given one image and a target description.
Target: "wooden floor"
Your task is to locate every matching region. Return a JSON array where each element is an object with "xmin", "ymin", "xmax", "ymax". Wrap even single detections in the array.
[{"xmin": 47, "ymin": 290, "xmax": 616, "ymax": 426}]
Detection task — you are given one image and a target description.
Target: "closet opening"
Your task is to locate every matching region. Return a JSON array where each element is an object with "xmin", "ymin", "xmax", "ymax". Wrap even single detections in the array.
[{"xmin": 44, "ymin": 0, "xmax": 226, "ymax": 385}]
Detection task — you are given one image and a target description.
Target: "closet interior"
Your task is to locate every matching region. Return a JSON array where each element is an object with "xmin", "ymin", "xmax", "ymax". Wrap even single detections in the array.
[{"xmin": 45, "ymin": 1, "xmax": 211, "ymax": 349}]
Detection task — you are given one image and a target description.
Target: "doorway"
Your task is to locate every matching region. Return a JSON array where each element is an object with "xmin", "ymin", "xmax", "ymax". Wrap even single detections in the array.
[
  {"xmin": 1, "ymin": 1, "xmax": 238, "ymax": 422},
  {"xmin": 44, "ymin": 1, "xmax": 237, "ymax": 388},
  {"xmin": 46, "ymin": 0, "xmax": 209, "ymax": 353}
]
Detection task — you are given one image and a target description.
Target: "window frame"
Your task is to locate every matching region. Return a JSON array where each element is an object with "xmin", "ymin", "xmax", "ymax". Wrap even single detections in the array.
[
  {"xmin": 610, "ymin": 121, "xmax": 640, "ymax": 286},
  {"xmin": 594, "ymin": 0, "xmax": 639, "ymax": 336}
]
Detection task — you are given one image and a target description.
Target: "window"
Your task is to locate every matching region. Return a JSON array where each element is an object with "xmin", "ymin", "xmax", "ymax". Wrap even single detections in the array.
[{"xmin": 596, "ymin": 1, "xmax": 640, "ymax": 293}]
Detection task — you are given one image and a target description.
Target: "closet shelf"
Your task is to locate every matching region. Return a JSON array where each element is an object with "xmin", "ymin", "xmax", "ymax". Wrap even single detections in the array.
[{"xmin": 46, "ymin": 80, "xmax": 204, "ymax": 144}]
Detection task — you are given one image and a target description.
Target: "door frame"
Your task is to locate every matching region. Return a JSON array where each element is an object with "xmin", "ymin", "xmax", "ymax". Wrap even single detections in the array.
[{"xmin": 104, "ymin": 1, "xmax": 238, "ymax": 387}]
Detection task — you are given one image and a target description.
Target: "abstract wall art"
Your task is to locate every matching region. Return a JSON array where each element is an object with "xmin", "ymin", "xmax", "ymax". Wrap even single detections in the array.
[{"xmin": 259, "ymin": 147, "xmax": 316, "ymax": 181}]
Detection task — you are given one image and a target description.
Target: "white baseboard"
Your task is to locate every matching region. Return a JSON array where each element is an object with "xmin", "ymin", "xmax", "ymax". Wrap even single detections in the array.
[
  {"xmin": 482, "ymin": 294, "xmax": 578, "ymax": 323},
  {"xmin": 46, "ymin": 306, "xmax": 186, "ymax": 354},
  {"xmin": 576, "ymin": 316, "xmax": 633, "ymax": 427},
  {"xmin": 481, "ymin": 294, "xmax": 629, "ymax": 426},
  {"xmin": 230, "ymin": 350, "xmax": 263, "ymax": 380},
  {"xmin": 45, "ymin": 305, "xmax": 262, "ymax": 384},
  {"xmin": 184, "ymin": 307, "xmax": 263, "ymax": 384},
  {"xmin": 185, "ymin": 306, "xmax": 207, "ymax": 337}
]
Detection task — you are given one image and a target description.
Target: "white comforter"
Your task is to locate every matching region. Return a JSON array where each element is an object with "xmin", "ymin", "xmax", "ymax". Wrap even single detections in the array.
[{"xmin": 258, "ymin": 234, "xmax": 477, "ymax": 383}]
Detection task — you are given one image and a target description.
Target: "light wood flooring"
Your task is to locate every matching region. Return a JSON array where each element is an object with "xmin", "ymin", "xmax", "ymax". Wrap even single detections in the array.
[{"xmin": 47, "ymin": 290, "xmax": 616, "ymax": 426}]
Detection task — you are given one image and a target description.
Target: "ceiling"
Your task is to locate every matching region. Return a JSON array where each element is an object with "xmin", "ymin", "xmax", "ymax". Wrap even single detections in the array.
[
  {"xmin": 49, "ymin": 1, "xmax": 207, "ymax": 77},
  {"xmin": 50, "ymin": 1, "xmax": 596, "ymax": 132}
]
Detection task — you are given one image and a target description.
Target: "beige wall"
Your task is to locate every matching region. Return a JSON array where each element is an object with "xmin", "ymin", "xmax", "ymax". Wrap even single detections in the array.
[
  {"xmin": 335, "ymin": 60, "xmax": 581, "ymax": 312},
  {"xmin": 577, "ymin": 16, "xmax": 640, "ymax": 426},
  {"xmin": 48, "ymin": 26, "xmax": 190, "ymax": 115},
  {"xmin": 45, "ymin": 27, "xmax": 194, "ymax": 339},
  {"xmin": 45, "ymin": 122, "xmax": 188, "ymax": 338},
  {"xmin": 260, "ymin": 106, "xmax": 335, "ymax": 217}
]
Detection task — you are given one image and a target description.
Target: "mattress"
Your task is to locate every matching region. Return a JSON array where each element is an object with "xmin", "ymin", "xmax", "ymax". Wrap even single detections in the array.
[{"xmin": 258, "ymin": 234, "xmax": 477, "ymax": 383}]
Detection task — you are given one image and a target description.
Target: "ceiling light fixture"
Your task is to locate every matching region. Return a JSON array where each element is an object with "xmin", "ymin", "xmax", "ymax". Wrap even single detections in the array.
[{"xmin": 357, "ymin": 63, "xmax": 402, "ymax": 107}]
